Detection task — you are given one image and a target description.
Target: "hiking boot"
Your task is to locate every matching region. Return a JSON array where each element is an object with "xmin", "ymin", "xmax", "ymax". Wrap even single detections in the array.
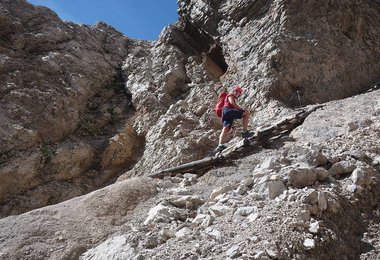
[
  {"xmin": 215, "ymin": 144, "xmax": 227, "ymax": 152},
  {"xmin": 241, "ymin": 130, "xmax": 254, "ymax": 139}
]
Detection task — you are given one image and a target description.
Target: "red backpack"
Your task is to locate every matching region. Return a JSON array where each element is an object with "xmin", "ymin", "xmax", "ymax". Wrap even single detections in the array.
[{"xmin": 214, "ymin": 92, "xmax": 227, "ymax": 117}]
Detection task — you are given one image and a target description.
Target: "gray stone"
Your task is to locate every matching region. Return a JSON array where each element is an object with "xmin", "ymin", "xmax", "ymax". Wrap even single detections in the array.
[
  {"xmin": 142, "ymin": 234, "xmax": 160, "ymax": 249},
  {"xmin": 201, "ymin": 214, "xmax": 215, "ymax": 228},
  {"xmin": 175, "ymin": 227, "xmax": 192, "ymax": 239},
  {"xmin": 288, "ymin": 194, "xmax": 296, "ymax": 202},
  {"xmin": 226, "ymin": 244, "xmax": 241, "ymax": 258},
  {"xmin": 308, "ymin": 152, "xmax": 329, "ymax": 167},
  {"xmin": 257, "ymin": 157, "xmax": 280, "ymax": 171},
  {"xmin": 268, "ymin": 181, "xmax": 286, "ymax": 199},
  {"xmin": 373, "ymin": 155, "xmax": 380, "ymax": 166},
  {"xmin": 247, "ymin": 213, "xmax": 260, "ymax": 223},
  {"xmin": 346, "ymin": 184, "xmax": 358, "ymax": 193},
  {"xmin": 328, "ymin": 161, "xmax": 356, "ymax": 176},
  {"xmin": 240, "ymin": 178, "xmax": 254, "ymax": 187},
  {"xmin": 309, "ymin": 221, "xmax": 320, "ymax": 234},
  {"xmin": 81, "ymin": 236, "xmax": 136, "ymax": 260},
  {"xmin": 192, "ymin": 213, "xmax": 208, "ymax": 225},
  {"xmin": 252, "ymin": 180, "xmax": 286, "ymax": 200},
  {"xmin": 159, "ymin": 228, "xmax": 174, "ymax": 242},
  {"xmin": 209, "ymin": 204, "xmax": 232, "ymax": 217},
  {"xmin": 301, "ymin": 189, "xmax": 318, "ymax": 205},
  {"xmin": 204, "ymin": 227, "xmax": 223, "ymax": 242},
  {"xmin": 169, "ymin": 195, "xmax": 205, "ymax": 208},
  {"xmin": 288, "ymin": 168, "xmax": 317, "ymax": 188},
  {"xmin": 209, "ymin": 185, "xmax": 235, "ymax": 202},
  {"xmin": 317, "ymin": 192, "xmax": 328, "ymax": 211},
  {"xmin": 179, "ymin": 178, "xmax": 192, "ymax": 188},
  {"xmin": 235, "ymin": 206, "xmax": 256, "ymax": 217},
  {"xmin": 254, "ymin": 251, "xmax": 270, "ymax": 260},
  {"xmin": 171, "ymin": 177, "xmax": 183, "ymax": 183},
  {"xmin": 169, "ymin": 188, "xmax": 192, "ymax": 196},
  {"xmin": 326, "ymin": 196, "xmax": 341, "ymax": 213},
  {"xmin": 144, "ymin": 203, "xmax": 183, "ymax": 225},
  {"xmin": 192, "ymin": 213, "xmax": 214, "ymax": 227},
  {"xmin": 266, "ymin": 249, "xmax": 278, "ymax": 258},
  {"xmin": 350, "ymin": 166, "xmax": 375, "ymax": 186},
  {"xmin": 316, "ymin": 167, "xmax": 330, "ymax": 182},
  {"xmin": 157, "ymin": 180, "xmax": 175, "ymax": 189},
  {"xmin": 303, "ymin": 238, "xmax": 316, "ymax": 249},
  {"xmin": 235, "ymin": 185, "xmax": 249, "ymax": 195},
  {"xmin": 250, "ymin": 236, "xmax": 260, "ymax": 243},
  {"xmin": 298, "ymin": 210, "xmax": 311, "ymax": 222}
]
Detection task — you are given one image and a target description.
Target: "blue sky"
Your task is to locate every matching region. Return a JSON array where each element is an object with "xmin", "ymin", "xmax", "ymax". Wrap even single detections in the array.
[{"xmin": 26, "ymin": 0, "xmax": 179, "ymax": 40}]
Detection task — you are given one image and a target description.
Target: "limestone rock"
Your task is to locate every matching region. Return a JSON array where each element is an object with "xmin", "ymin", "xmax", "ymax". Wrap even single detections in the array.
[
  {"xmin": 328, "ymin": 161, "xmax": 356, "ymax": 176},
  {"xmin": 252, "ymin": 180, "xmax": 286, "ymax": 200},
  {"xmin": 303, "ymin": 238, "xmax": 316, "ymax": 249},
  {"xmin": 288, "ymin": 168, "xmax": 318, "ymax": 188},
  {"xmin": 175, "ymin": 227, "xmax": 192, "ymax": 239},
  {"xmin": 247, "ymin": 213, "xmax": 260, "ymax": 223},
  {"xmin": 318, "ymin": 192, "xmax": 328, "ymax": 212},
  {"xmin": 235, "ymin": 206, "xmax": 257, "ymax": 217},
  {"xmin": 309, "ymin": 220, "xmax": 320, "ymax": 234},
  {"xmin": 0, "ymin": 1, "xmax": 129, "ymax": 151},
  {"xmin": 143, "ymin": 203, "xmax": 184, "ymax": 225},
  {"xmin": 350, "ymin": 165, "xmax": 376, "ymax": 187},
  {"xmin": 209, "ymin": 204, "xmax": 232, "ymax": 217},
  {"xmin": 1, "ymin": 0, "xmax": 380, "ymax": 259},
  {"xmin": 169, "ymin": 195, "xmax": 205, "ymax": 209},
  {"xmin": 204, "ymin": 227, "xmax": 223, "ymax": 242},
  {"xmin": 101, "ymin": 125, "xmax": 143, "ymax": 169},
  {"xmin": 0, "ymin": 151, "xmax": 43, "ymax": 202},
  {"xmin": 226, "ymin": 244, "xmax": 241, "ymax": 259},
  {"xmin": 208, "ymin": 185, "xmax": 235, "ymax": 202},
  {"xmin": 316, "ymin": 167, "xmax": 330, "ymax": 182},
  {"xmin": 159, "ymin": 228, "xmax": 174, "ymax": 242},
  {"xmin": 157, "ymin": 179, "xmax": 175, "ymax": 190},
  {"xmin": 0, "ymin": 177, "xmax": 157, "ymax": 259},
  {"xmin": 81, "ymin": 236, "xmax": 137, "ymax": 260},
  {"xmin": 0, "ymin": 0, "xmax": 139, "ymax": 214}
]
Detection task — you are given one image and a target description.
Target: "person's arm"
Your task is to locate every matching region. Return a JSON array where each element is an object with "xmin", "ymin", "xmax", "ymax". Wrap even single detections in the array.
[{"xmin": 228, "ymin": 96, "xmax": 244, "ymax": 111}]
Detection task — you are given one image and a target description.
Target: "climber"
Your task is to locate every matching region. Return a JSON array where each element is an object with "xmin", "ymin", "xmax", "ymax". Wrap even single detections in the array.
[{"xmin": 215, "ymin": 86, "xmax": 254, "ymax": 152}]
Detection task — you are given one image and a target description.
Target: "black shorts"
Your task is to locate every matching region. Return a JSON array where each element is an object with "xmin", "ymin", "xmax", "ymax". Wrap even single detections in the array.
[{"xmin": 222, "ymin": 107, "xmax": 243, "ymax": 127}]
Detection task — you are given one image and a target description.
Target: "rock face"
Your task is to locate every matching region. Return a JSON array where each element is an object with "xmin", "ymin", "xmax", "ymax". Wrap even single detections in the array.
[
  {"xmin": 0, "ymin": 0, "xmax": 129, "ymax": 152},
  {"xmin": 0, "ymin": 177, "xmax": 157, "ymax": 259},
  {"xmin": 0, "ymin": 0, "xmax": 380, "ymax": 259},
  {"xmin": 1, "ymin": 88, "xmax": 379, "ymax": 259},
  {"xmin": 0, "ymin": 0, "xmax": 144, "ymax": 215},
  {"xmin": 177, "ymin": 0, "xmax": 380, "ymax": 106},
  {"xmin": 113, "ymin": 0, "xmax": 380, "ymax": 179}
]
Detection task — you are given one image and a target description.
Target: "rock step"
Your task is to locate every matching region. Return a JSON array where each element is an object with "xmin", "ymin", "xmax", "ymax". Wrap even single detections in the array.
[{"xmin": 149, "ymin": 104, "xmax": 323, "ymax": 178}]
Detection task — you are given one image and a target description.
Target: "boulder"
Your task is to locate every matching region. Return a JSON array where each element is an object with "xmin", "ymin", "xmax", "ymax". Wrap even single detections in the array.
[
  {"xmin": 0, "ymin": 177, "xmax": 157, "ymax": 259},
  {"xmin": 350, "ymin": 165, "xmax": 376, "ymax": 187},
  {"xmin": 81, "ymin": 236, "xmax": 137, "ymax": 260},
  {"xmin": 288, "ymin": 168, "xmax": 318, "ymax": 188},
  {"xmin": 328, "ymin": 161, "xmax": 356, "ymax": 176}
]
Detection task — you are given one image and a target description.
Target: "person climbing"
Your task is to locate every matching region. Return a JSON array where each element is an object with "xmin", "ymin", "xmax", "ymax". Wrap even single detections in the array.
[{"xmin": 215, "ymin": 86, "xmax": 254, "ymax": 152}]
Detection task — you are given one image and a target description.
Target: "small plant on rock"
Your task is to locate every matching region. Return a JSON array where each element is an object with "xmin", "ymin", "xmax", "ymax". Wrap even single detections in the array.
[{"xmin": 40, "ymin": 142, "xmax": 52, "ymax": 161}]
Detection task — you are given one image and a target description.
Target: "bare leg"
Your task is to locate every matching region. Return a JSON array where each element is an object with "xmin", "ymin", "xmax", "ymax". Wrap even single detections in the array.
[
  {"xmin": 227, "ymin": 126, "xmax": 235, "ymax": 135},
  {"xmin": 219, "ymin": 126, "xmax": 231, "ymax": 145},
  {"xmin": 242, "ymin": 111, "xmax": 250, "ymax": 131}
]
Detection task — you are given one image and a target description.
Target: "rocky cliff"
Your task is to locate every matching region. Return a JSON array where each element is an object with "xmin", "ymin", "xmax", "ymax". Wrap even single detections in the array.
[
  {"xmin": 0, "ymin": 0, "xmax": 380, "ymax": 259},
  {"xmin": 0, "ymin": 0, "xmax": 145, "ymax": 215},
  {"xmin": 120, "ymin": 0, "xmax": 380, "ymax": 177}
]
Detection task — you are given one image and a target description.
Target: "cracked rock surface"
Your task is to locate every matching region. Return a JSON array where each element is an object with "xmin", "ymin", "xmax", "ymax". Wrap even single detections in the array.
[{"xmin": 0, "ymin": 0, "xmax": 380, "ymax": 259}]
